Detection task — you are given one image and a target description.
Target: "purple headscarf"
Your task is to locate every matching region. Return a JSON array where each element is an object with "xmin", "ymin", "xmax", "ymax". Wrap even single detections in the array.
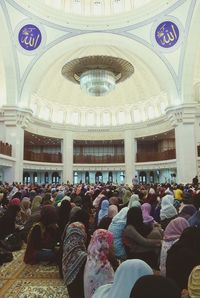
[{"xmin": 163, "ymin": 217, "xmax": 189, "ymax": 241}]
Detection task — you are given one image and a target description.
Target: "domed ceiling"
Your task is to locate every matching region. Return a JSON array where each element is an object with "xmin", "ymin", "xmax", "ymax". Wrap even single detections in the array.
[{"xmin": 42, "ymin": 0, "xmax": 152, "ymax": 17}]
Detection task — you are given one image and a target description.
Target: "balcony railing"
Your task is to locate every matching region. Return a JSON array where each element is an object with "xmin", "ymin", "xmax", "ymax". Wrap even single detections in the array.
[
  {"xmin": 73, "ymin": 154, "xmax": 125, "ymax": 164},
  {"xmin": 136, "ymin": 149, "xmax": 176, "ymax": 162},
  {"xmin": 0, "ymin": 141, "xmax": 12, "ymax": 156},
  {"xmin": 24, "ymin": 151, "xmax": 62, "ymax": 163}
]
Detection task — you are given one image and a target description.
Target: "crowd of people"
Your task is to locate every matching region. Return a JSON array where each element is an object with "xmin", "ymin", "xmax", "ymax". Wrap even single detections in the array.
[{"xmin": 0, "ymin": 181, "xmax": 200, "ymax": 298}]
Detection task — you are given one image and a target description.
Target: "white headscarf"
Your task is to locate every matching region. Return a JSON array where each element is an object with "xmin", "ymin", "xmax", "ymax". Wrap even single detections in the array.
[
  {"xmin": 92, "ymin": 259, "xmax": 153, "ymax": 298},
  {"xmin": 128, "ymin": 194, "xmax": 141, "ymax": 208},
  {"xmin": 160, "ymin": 195, "xmax": 177, "ymax": 220}
]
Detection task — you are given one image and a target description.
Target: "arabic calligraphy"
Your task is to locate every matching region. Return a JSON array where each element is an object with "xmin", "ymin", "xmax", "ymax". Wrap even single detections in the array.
[
  {"xmin": 18, "ymin": 24, "xmax": 42, "ymax": 51},
  {"xmin": 155, "ymin": 21, "xmax": 179, "ymax": 48}
]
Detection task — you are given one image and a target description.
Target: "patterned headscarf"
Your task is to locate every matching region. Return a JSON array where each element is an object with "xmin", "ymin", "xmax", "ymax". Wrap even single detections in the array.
[
  {"xmin": 62, "ymin": 222, "xmax": 87, "ymax": 286},
  {"xmin": 84, "ymin": 229, "xmax": 114, "ymax": 298}
]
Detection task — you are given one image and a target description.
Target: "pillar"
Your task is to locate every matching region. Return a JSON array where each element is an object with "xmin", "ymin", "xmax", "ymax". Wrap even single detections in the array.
[
  {"xmin": 62, "ymin": 131, "xmax": 73, "ymax": 183},
  {"xmin": 124, "ymin": 130, "xmax": 136, "ymax": 185}
]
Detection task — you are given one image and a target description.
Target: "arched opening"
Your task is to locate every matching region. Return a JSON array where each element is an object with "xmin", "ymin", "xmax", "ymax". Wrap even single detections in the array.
[
  {"xmin": 33, "ymin": 172, "xmax": 38, "ymax": 183},
  {"xmin": 139, "ymin": 171, "xmax": 147, "ymax": 184},
  {"xmin": 52, "ymin": 172, "xmax": 59, "ymax": 183},
  {"xmin": 85, "ymin": 171, "xmax": 90, "ymax": 184},
  {"xmin": 95, "ymin": 171, "xmax": 103, "ymax": 183},
  {"xmin": 23, "ymin": 172, "xmax": 30, "ymax": 184},
  {"xmin": 44, "ymin": 172, "xmax": 49, "ymax": 183}
]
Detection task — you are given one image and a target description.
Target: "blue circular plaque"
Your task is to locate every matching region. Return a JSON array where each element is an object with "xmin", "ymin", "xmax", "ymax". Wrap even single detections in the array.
[
  {"xmin": 155, "ymin": 21, "xmax": 179, "ymax": 48},
  {"xmin": 18, "ymin": 24, "xmax": 42, "ymax": 51}
]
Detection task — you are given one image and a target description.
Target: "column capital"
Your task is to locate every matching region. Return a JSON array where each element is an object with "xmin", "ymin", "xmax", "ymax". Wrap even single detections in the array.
[
  {"xmin": 166, "ymin": 104, "xmax": 197, "ymax": 127},
  {"xmin": 0, "ymin": 106, "xmax": 33, "ymax": 129}
]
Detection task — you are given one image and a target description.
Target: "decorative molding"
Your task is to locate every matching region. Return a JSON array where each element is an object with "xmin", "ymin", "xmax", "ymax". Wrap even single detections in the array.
[
  {"xmin": 166, "ymin": 103, "xmax": 197, "ymax": 126},
  {"xmin": 1, "ymin": 106, "xmax": 33, "ymax": 128}
]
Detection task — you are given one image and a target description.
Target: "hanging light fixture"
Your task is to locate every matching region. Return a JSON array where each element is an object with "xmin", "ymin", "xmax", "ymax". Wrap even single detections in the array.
[{"xmin": 61, "ymin": 55, "xmax": 134, "ymax": 97}]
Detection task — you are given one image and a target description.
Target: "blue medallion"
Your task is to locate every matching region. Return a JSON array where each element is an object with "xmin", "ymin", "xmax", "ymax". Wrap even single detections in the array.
[
  {"xmin": 155, "ymin": 21, "xmax": 179, "ymax": 48},
  {"xmin": 18, "ymin": 24, "xmax": 42, "ymax": 51}
]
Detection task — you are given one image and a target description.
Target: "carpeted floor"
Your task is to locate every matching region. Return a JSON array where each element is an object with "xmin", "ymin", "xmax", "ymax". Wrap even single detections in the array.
[{"xmin": 0, "ymin": 248, "xmax": 69, "ymax": 297}]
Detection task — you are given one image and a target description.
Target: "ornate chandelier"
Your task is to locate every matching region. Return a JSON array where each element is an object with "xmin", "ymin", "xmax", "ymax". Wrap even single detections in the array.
[{"xmin": 61, "ymin": 55, "xmax": 134, "ymax": 97}]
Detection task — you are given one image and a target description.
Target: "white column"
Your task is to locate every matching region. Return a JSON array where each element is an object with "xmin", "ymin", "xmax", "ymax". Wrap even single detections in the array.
[
  {"xmin": 3, "ymin": 107, "xmax": 32, "ymax": 183},
  {"xmin": 62, "ymin": 131, "xmax": 73, "ymax": 183},
  {"xmin": 175, "ymin": 123, "xmax": 197, "ymax": 183},
  {"xmin": 124, "ymin": 130, "xmax": 136, "ymax": 185},
  {"xmin": 166, "ymin": 104, "xmax": 197, "ymax": 184},
  {"xmin": 5, "ymin": 125, "xmax": 24, "ymax": 183}
]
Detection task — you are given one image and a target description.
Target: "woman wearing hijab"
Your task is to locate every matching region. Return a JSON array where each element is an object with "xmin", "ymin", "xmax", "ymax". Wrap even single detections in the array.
[
  {"xmin": 178, "ymin": 204, "xmax": 196, "ymax": 220},
  {"xmin": 84, "ymin": 229, "xmax": 115, "ymax": 298},
  {"xmin": 62, "ymin": 222, "xmax": 87, "ymax": 298},
  {"xmin": 31, "ymin": 195, "xmax": 42, "ymax": 213},
  {"xmin": 108, "ymin": 205, "xmax": 118, "ymax": 219},
  {"xmin": 128, "ymin": 194, "xmax": 141, "ymax": 208},
  {"xmin": 188, "ymin": 265, "xmax": 200, "ymax": 298},
  {"xmin": 108, "ymin": 207, "xmax": 129, "ymax": 260},
  {"xmin": 92, "ymin": 259, "xmax": 153, "ymax": 298},
  {"xmin": 98, "ymin": 200, "xmax": 109, "ymax": 225},
  {"xmin": 141, "ymin": 203, "xmax": 154, "ymax": 226},
  {"xmin": 166, "ymin": 226, "xmax": 200, "ymax": 290},
  {"xmin": 130, "ymin": 275, "xmax": 181, "ymax": 298},
  {"xmin": 159, "ymin": 217, "xmax": 189, "ymax": 276},
  {"xmin": 123, "ymin": 207, "xmax": 161, "ymax": 269},
  {"xmin": 24, "ymin": 205, "xmax": 58, "ymax": 264},
  {"xmin": 0, "ymin": 204, "xmax": 21, "ymax": 239},
  {"xmin": 160, "ymin": 194, "xmax": 177, "ymax": 230},
  {"xmin": 20, "ymin": 197, "xmax": 31, "ymax": 224}
]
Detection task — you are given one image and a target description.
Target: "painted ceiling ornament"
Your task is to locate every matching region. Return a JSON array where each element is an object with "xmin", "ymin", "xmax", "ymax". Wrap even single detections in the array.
[
  {"xmin": 155, "ymin": 21, "xmax": 179, "ymax": 48},
  {"xmin": 15, "ymin": 20, "xmax": 46, "ymax": 55},
  {"xmin": 151, "ymin": 17, "xmax": 183, "ymax": 52},
  {"xmin": 18, "ymin": 24, "xmax": 42, "ymax": 51}
]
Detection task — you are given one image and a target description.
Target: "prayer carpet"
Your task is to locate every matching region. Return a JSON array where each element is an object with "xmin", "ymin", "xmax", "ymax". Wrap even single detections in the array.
[{"xmin": 0, "ymin": 249, "xmax": 69, "ymax": 297}]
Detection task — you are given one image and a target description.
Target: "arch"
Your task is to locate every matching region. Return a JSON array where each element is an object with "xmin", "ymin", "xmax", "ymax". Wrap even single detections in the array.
[
  {"xmin": 0, "ymin": 7, "xmax": 18, "ymax": 105},
  {"xmin": 44, "ymin": 171, "xmax": 49, "ymax": 183},
  {"xmin": 52, "ymin": 171, "xmax": 60, "ymax": 183},
  {"xmin": 23, "ymin": 172, "xmax": 30, "ymax": 184},
  {"xmin": 95, "ymin": 171, "xmax": 103, "ymax": 183},
  {"xmin": 181, "ymin": 1, "xmax": 200, "ymax": 103},
  {"xmin": 139, "ymin": 171, "xmax": 147, "ymax": 184}
]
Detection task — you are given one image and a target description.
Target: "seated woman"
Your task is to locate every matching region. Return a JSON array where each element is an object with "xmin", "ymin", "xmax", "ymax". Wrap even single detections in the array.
[
  {"xmin": 0, "ymin": 204, "xmax": 21, "ymax": 240},
  {"xmin": 84, "ymin": 229, "xmax": 115, "ymax": 298},
  {"xmin": 130, "ymin": 275, "xmax": 181, "ymax": 298},
  {"xmin": 188, "ymin": 265, "xmax": 200, "ymax": 298},
  {"xmin": 123, "ymin": 207, "xmax": 162, "ymax": 269},
  {"xmin": 166, "ymin": 226, "xmax": 200, "ymax": 291},
  {"xmin": 62, "ymin": 221, "xmax": 87, "ymax": 298},
  {"xmin": 92, "ymin": 259, "xmax": 153, "ymax": 298},
  {"xmin": 24, "ymin": 205, "xmax": 58, "ymax": 264},
  {"xmin": 108, "ymin": 207, "xmax": 129, "ymax": 260},
  {"xmin": 160, "ymin": 195, "xmax": 177, "ymax": 230},
  {"xmin": 160, "ymin": 217, "xmax": 189, "ymax": 276}
]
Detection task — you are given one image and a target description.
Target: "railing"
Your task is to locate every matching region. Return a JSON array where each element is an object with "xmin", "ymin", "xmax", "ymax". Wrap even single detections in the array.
[
  {"xmin": 136, "ymin": 149, "xmax": 176, "ymax": 162},
  {"xmin": 0, "ymin": 141, "xmax": 12, "ymax": 156},
  {"xmin": 73, "ymin": 154, "xmax": 125, "ymax": 164},
  {"xmin": 24, "ymin": 151, "xmax": 62, "ymax": 163}
]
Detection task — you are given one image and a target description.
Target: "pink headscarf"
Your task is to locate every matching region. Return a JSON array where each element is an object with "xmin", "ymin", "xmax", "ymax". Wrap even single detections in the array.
[
  {"xmin": 163, "ymin": 217, "xmax": 189, "ymax": 241},
  {"xmin": 10, "ymin": 198, "xmax": 21, "ymax": 206},
  {"xmin": 141, "ymin": 203, "xmax": 154, "ymax": 224}
]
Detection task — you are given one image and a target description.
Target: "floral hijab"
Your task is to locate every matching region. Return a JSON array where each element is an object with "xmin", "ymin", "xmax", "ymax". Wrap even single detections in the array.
[
  {"xmin": 84, "ymin": 229, "xmax": 114, "ymax": 298},
  {"xmin": 62, "ymin": 222, "xmax": 87, "ymax": 286}
]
